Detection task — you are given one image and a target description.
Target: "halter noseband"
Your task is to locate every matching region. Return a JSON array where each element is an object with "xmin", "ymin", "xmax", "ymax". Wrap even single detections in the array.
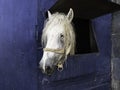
[
  {"xmin": 43, "ymin": 48, "xmax": 65, "ymax": 54},
  {"xmin": 43, "ymin": 48, "xmax": 65, "ymax": 71}
]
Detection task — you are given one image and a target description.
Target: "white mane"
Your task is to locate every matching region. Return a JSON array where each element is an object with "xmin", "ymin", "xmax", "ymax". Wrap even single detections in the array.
[{"xmin": 41, "ymin": 12, "xmax": 76, "ymax": 55}]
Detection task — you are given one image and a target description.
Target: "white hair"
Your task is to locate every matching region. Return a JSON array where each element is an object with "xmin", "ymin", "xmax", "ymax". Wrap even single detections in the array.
[{"xmin": 41, "ymin": 11, "xmax": 76, "ymax": 55}]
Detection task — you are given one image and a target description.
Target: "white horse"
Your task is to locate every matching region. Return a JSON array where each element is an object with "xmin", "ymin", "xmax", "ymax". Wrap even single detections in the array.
[{"xmin": 39, "ymin": 8, "xmax": 75, "ymax": 75}]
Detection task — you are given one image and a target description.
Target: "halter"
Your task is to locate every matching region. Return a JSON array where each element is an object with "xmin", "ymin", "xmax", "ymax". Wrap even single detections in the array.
[
  {"xmin": 43, "ymin": 48, "xmax": 65, "ymax": 54},
  {"xmin": 43, "ymin": 47, "xmax": 65, "ymax": 71},
  {"xmin": 43, "ymin": 25, "xmax": 69, "ymax": 70}
]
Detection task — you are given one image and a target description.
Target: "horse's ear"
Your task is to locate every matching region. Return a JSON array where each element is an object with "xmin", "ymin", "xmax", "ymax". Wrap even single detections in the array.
[
  {"xmin": 47, "ymin": 10, "xmax": 52, "ymax": 18},
  {"xmin": 67, "ymin": 8, "xmax": 74, "ymax": 22}
]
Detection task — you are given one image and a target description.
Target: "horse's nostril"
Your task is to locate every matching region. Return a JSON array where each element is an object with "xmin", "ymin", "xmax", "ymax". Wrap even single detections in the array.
[
  {"xmin": 45, "ymin": 66, "xmax": 51, "ymax": 71},
  {"xmin": 45, "ymin": 66, "xmax": 54, "ymax": 75},
  {"xmin": 57, "ymin": 63, "xmax": 63, "ymax": 72},
  {"xmin": 57, "ymin": 67, "xmax": 63, "ymax": 72}
]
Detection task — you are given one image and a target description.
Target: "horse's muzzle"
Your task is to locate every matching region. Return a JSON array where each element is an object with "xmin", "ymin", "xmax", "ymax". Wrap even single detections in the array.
[{"xmin": 40, "ymin": 66, "xmax": 54, "ymax": 76}]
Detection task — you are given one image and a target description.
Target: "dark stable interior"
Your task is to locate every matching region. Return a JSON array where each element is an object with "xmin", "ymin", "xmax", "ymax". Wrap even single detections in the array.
[
  {"xmin": 48, "ymin": 0, "xmax": 120, "ymax": 54},
  {"xmin": 73, "ymin": 18, "xmax": 98, "ymax": 54}
]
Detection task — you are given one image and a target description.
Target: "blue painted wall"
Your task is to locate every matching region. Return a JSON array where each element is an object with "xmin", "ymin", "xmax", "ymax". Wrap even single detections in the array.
[
  {"xmin": 0, "ymin": 0, "xmax": 38, "ymax": 90},
  {"xmin": 0, "ymin": 0, "xmax": 111, "ymax": 90}
]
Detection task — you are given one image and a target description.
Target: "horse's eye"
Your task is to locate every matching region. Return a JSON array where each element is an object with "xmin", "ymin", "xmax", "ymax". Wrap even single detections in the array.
[{"xmin": 60, "ymin": 34, "xmax": 64, "ymax": 39}]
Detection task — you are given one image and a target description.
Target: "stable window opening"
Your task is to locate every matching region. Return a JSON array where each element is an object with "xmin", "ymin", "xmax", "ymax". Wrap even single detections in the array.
[{"xmin": 73, "ymin": 18, "xmax": 99, "ymax": 54}]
